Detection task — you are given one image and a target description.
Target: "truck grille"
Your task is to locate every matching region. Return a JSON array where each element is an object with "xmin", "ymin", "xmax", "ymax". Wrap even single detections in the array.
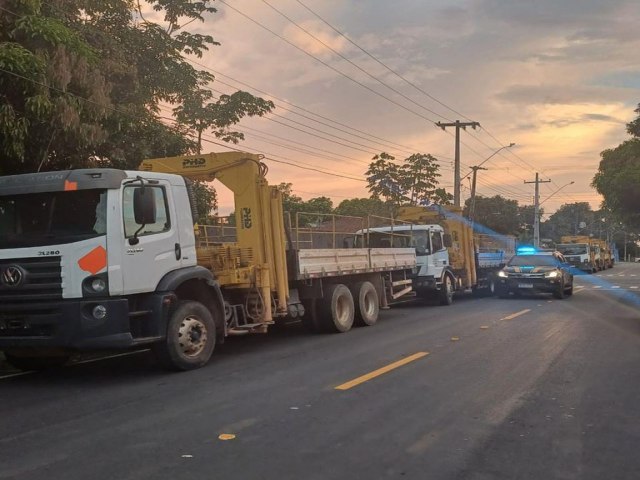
[{"xmin": 0, "ymin": 257, "xmax": 63, "ymax": 302}]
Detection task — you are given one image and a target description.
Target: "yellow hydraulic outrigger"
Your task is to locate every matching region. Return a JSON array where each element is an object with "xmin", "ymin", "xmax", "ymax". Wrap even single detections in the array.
[{"xmin": 139, "ymin": 152, "xmax": 289, "ymax": 322}]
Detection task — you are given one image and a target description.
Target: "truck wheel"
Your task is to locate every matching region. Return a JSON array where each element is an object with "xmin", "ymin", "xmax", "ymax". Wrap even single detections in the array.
[
  {"xmin": 319, "ymin": 284, "xmax": 354, "ymax": 333},
  {"xmin": 351, "ymin": 281, "xmax": 379, "ymax": 326},
  {"xmin": 153, "ymin": 300, "xmax": 216, "ymax": 371},
  {"xmin": 439, "ymin": 274, "xmax": 454, "ymax": 306},
  {"xmin": 4, "ymin": 353, "xmax": 69, "ymax": 371}
]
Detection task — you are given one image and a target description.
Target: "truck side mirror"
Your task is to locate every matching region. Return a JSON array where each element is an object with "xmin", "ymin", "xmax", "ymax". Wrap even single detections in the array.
[
  {"xmin": 133, "ymin": 187, "xmax": 157, "ymax": 225},
  {"xmin": 443, "ymin": 234, "xmax": 452, "ymax": 248}
]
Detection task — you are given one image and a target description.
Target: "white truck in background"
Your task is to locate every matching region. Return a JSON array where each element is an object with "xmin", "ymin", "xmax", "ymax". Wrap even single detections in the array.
[{"xmin": 354, "ymin": 205, "xmax": 515, "ymax": 304}]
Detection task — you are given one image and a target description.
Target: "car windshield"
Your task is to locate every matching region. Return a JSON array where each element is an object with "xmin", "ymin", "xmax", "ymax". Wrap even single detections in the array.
[
  {"xmin": 0, "ymin": 190, "xmax": 107, "ymax": 248},
  {"xmin": 508, "ymin": 255, "xmax": 559, "ymax": 267}
]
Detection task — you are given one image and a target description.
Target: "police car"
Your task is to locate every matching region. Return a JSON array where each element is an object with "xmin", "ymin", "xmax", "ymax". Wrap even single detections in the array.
[{"xmin": 496, "ymin": 246, "xmax": 574, "ymax": 299}]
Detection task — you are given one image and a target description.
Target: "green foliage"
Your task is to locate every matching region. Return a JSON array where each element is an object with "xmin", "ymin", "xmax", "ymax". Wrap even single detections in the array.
[
  {"xmin": 334, "ymin": 197, "xmax": 392, "ymax": 218},
  {"xmin": 463, "ymin": 195, "xmax": 523, "ymax": 235},
  {"xmin": 365, "ymin": 152, "xmax": 450, "ymax": 207},
  {"xmin": 276, "ymin": 182, "xmax": 334, "ymax": 226},
  {"xmin": 540, "ymin": 202, "xmax": 593, "ymax": 241},
  {"xmin": 592, "ymin": 103, "xmax": 640, "ymax": 228},
  {"xmin": 0, "ymin": 0, "xmax": 273, "ymax": 177},
  {"xmin": 191, "ymin": 180, "xmax": 218, "ymax": 223},
  {"xmin": 626, "ymin": 103, "xmax": 640, "ymax": 137},
  {"xmin": 365, "ymin": 153, "xmax": 404, "ymax": 205},
  {"xmin": 174, "ymin": 90, "xmax": 274, "ymax": 152},
  {"xmin": 592, "ymin": 139, "xmax": 640, "ymax": 228}
]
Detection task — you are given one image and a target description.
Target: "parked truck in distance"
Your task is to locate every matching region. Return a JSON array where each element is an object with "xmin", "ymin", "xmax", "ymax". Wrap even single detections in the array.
[
  {"xmin": 353, "ymin": 205, "xmax": 515, "ymax": 304},
  {"xmin": 556, "ymin": 235, "xmax": 612, "ymax": 272},
  {"xmin": 0, "ymin": 152, "xmax": 416, "ymax": 372}
]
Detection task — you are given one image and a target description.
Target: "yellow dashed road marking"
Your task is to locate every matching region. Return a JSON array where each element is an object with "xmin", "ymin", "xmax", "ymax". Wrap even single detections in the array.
[
  {"xmin": 501, "ymin": 309, "xmax": 531, "ymax": 321},
  {"xmin": 335, "ymin": 352, "xmax": 429, "ymax": 391}
]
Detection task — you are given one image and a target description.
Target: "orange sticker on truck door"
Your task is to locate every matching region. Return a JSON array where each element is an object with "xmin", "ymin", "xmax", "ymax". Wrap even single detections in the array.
[
  {"xmin": 78, "ymin": 246, "xmax": 107, "ymax": 275},
  {"xmin": 64, "ymin": 180, "xmax": 78, "ymax": 191}
]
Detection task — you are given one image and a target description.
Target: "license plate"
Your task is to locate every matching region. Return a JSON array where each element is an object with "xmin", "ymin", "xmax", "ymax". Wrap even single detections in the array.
[{"xmin": 518, "ymin": 283, "xmax": 534, "ymax": 289}]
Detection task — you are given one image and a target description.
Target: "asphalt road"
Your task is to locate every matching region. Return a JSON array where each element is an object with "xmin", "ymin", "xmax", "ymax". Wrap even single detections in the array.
[{"xmin": 1, "ymin": 264, "xmax": 640, "ymax": 480}]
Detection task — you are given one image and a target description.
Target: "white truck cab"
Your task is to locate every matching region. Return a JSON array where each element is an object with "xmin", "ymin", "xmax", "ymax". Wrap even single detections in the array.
[
  {"xmin": 0, "ymin": 169, "xmax": 224, "ymax": 370},
  {"xmin": 354, "ymin": 224, "xmax": 450, "ymax": 294}
]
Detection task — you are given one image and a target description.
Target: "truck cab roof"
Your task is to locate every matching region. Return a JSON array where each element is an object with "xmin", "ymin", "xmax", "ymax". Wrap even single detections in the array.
[{"xmin": 354, "ymin": 224, "xmax": 443, "ymax": 235}]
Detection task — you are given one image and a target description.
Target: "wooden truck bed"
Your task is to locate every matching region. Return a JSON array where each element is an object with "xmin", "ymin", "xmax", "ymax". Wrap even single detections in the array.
[{"xmin": 296, "ymin": 247, "xmax": 416, "ymax": 279}]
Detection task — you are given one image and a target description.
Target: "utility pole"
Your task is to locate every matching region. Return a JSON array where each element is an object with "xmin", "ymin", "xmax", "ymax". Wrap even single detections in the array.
[
  {"xmin": 524, "ymin": 173, "xmax": 551, "ymax": 248},
  {"xmin": 468, "ymin": 165, "xmax": 487, "ymax": 222},
  {"xmin": 437, "ymin": 120, "xmax": 480, "ymax": 207}
]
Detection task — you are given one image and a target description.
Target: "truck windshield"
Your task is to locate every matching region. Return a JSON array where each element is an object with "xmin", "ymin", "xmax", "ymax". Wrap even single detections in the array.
[
  {"xmin": 0, "ymin": 189, "xmax": 107, "ymax": 248},
  {"xmin": 557, "ymin": 244, "xmax": 588, "ymax": 255}
]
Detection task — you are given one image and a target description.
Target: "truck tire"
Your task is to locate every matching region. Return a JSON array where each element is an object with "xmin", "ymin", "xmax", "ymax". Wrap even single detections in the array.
[
  {"xmin": 152, "ymin": 300, "xmax": 216, "ymax": 371},
  {"xmin": 319, "ymin": 284, "xmax": 354, "ymax": 333},
  {"xmin": 351, "ymin": 281, "xmax": 379, "ymax": 326},
  {"xmin": 4, "ymin": 352, "xmax": 69, "ymax": 371},
  {"xmin": 439, "ymin": 274, "xmax": 454, "ymax": 306}
]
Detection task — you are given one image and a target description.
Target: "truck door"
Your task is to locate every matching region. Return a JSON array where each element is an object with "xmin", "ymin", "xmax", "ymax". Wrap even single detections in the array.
[
  {"xmin": 431, "ymin": 230, "xmax": 447, "ymax": 278},
  {"xmin": 120, "ymin": 182, "xmax": 182, "ymax": 294}
]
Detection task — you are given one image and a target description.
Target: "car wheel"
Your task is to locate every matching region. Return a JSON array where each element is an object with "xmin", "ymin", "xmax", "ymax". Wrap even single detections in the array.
[{"xmin": 553, "ymin": 281, "xmax": 566, "ymax": 299}]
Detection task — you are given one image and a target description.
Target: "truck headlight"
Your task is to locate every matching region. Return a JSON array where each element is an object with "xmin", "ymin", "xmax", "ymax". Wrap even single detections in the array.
[
  {"xmin": 82, "ymin": 274, "xmax": 109, "ymax": 297},
  {"xmin": 498, "ymin": 271, "xmax": 508, "ymax": 278},
  {"xmin": 545, "ymin": 271, "xmax": 559, "ymax": 278}
]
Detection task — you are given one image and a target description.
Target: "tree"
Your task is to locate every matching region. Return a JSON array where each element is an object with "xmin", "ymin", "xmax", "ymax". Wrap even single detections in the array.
[
  {"xmin": 540, "ymin": 202, "xmax": 592, "ymax": 241},
  {"xmin": 592, "ymin": 103, "xmax": 640, "ymax": 228},
  {"xmin": 275, "ymin": 183, "xmax": 333, "ymax": 226},
  {"xmin": 191, "ymin": 181, "xmax": 218, "ymax": 223},
  {"xmin": 0, "ymin": 0, "xmax": 273, "ymax": 175},
  {"xmin": 365, "ymin": 152, "xmax": 450, "ymax": 208},
  {"xmin": 365, "ymin": 153, "xmax": 405, "ymax": 205},
  {"xmin": 174, "ymin": 90, "xmax": 274, "ymax": 153},
  {"xmin": 334, "ymin": 198, "xmax": 392, "ymax": 218},
  {"xmin": 463, "ymin": 195, "xmax": 521, "ymax": 235}
]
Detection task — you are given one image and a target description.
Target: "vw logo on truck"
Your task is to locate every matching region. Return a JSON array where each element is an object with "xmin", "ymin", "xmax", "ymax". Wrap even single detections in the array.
[{"xmin": 1, "ymin": 265, "xmax": 25, "ymax": 287}]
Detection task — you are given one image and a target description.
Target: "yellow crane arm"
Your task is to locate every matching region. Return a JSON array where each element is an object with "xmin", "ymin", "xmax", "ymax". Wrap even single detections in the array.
[{"xmin": 139, "ymin": 152, "xmax": 289, "ymax": 316}]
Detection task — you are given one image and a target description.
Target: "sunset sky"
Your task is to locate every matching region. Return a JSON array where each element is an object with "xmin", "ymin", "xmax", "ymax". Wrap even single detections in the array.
[{"xmin": 157, "ymin": 0, "xmax": 640, "ymax": 216}]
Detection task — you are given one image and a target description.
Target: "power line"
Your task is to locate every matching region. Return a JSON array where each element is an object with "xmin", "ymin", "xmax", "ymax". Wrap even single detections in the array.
[
  {"xmin": 261, "ymin": 0, "xmax": 452, "ymax": 122},
  {"xmin": 217, "ymin": 0, "xmax": 440, "ymax": 124},
  {"xmin": 294, "ymin": 0, "xmax": 472, "ymax": 123},
  {"xmin": 205, "ymin": 69, "xmax": 429, "ymax": 155}
]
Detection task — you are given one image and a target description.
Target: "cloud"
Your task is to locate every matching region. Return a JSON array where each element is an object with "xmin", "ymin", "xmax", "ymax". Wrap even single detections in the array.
[{"xmin": 496, "ymin": 84, "xmax": 639, "ymax": 106}]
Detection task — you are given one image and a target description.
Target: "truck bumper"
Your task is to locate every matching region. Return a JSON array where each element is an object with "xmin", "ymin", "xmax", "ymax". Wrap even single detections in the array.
[
  {"xmin": 0, "ymin": 296, "xmax": 169, "ymax": 350},
  {"xmin": 413, "ymin": 276, "xmax": 438, "ymax": 295}
]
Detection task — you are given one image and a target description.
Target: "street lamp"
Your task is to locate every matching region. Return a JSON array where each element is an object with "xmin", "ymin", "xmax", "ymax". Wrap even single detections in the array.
[
  {"xmin": 539, "ymin": 181, "xmax": 575, "ymax": 206},
  {"xmin": 533, "ymin": 181, "xmax": 574, "ymax": 247},
  {"xmin": 461, "ymin": 143, "xmax": 516, "ymax": 183},
  {"xmin": 465, "ymin": 143, "xmax": 516, "ymax": 222}
]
